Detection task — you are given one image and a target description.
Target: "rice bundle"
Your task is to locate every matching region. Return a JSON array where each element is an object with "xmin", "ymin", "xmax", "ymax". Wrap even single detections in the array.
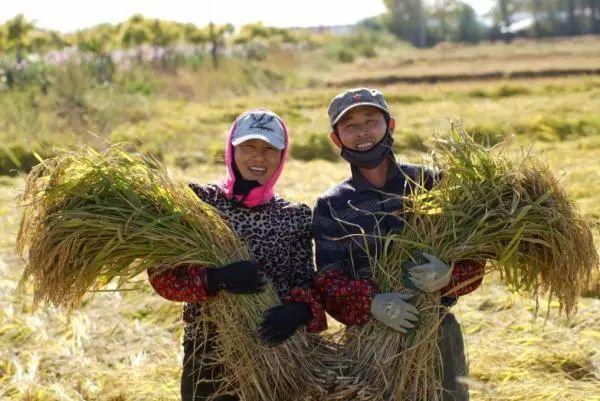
[
  {"xmin": 16, "ymin": 146, "xmax": 326, "ymax": 401},
  {"xmin": 343, "ymin": 128, "xmax": 598, "ymax": 401}
]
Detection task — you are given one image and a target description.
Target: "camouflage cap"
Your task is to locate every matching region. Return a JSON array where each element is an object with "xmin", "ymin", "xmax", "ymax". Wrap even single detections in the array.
[{"xmin": 327, "ymin": 88, "xmax": 390, "ymax": 128}]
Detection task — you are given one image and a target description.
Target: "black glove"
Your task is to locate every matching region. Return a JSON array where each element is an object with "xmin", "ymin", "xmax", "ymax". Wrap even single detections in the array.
[
  {"xmin": 258, "ymin": 302, "xmax": 312, "ymax": 346},
  {"xmin": 205, "ymin": 260, "xmax": 266, "ymax": 294}
]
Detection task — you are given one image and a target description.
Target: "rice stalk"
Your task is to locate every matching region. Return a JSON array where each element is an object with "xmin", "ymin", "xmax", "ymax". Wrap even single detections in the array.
[
  {"xmin": 343, "ymin": 126, "xmax": 598, "ymax": 400},
  {"xmin": 15, "ymin": 145, "xmax": 330, "ymax": 401}
]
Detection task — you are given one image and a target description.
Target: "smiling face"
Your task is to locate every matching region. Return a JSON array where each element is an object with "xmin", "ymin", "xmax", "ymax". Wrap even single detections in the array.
[
  {"xmin": 330, "ymin": 105, "xmax": 394, "ymax": 151},
  {"xmin": 233, "ymin": 138, "xmax": 282, "ymax": 184}
]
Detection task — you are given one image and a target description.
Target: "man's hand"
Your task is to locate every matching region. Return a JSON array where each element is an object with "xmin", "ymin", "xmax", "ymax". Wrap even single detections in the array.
[
  {"xmin": 370, "ymin": 292, "xmax": 419, "ymax": 334},
  {"xmin": 259, "ymin": 302, "xmax": 312, "ymax": 346},
  {"xmin": 407, "ymin": 252, "xmax": 452, "ymax": 293},
  {"xmin": 205, "ymin": 260, "xmax": 267, "ymax": 294}
]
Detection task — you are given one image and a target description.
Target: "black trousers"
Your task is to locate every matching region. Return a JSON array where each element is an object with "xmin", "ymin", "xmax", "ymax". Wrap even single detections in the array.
[
  {"xmin": 180, "ymin": 338, "xmax": 239, "ymax": 401},
  {"xmin": 439, "ymin": 313, "xmax": 469, "ymax": 401}
]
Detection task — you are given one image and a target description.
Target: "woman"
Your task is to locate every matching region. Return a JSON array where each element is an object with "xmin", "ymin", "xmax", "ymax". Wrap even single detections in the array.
[{"xmin": 147, "ymin": 109, "xmax": 326, "ymax": 401}]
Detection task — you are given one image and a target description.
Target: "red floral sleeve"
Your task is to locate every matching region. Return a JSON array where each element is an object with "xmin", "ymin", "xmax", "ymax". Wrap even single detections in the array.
[
  {"xmin": 283, "ymin": 287, "xmax": 327, "ymax": 332},
  {"xmin": 147, "ymin": 264, "xmax": 213, "ymax": 303},
  {"xmin": 441, "ymin": 260, "xmax": 486, "ymax": 297},
  {"xmin": 313, "ymin": 268, "xmax": 379, "ymax": 326}
]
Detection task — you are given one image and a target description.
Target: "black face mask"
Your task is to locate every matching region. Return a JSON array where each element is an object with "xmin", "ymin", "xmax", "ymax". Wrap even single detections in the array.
[
  {"xmin": 232, "ymin": 164, "xmax": 260, "ymax": 196},
  {"xmin": 340, "ymin": 132, "xmax": 394, "ymax": 169}
]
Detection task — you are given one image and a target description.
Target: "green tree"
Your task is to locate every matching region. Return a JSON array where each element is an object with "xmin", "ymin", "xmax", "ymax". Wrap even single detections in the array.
[
  {"xmin": 430, "ymin": 0, "xmax": 456, "ymax": 41},
  {"xmin": 2, "ymin": 14, "xmax": 35, "ymax": 61},
  {"xmin": 234, "ymin": 22, "xmax": 297, "ymax": 60},
  {"xmin": 149, "ymin": 19, "xmax": 181, "ymax": 47},
  {"xmin": 589, "ymin": 0, "xmax": 600, "ymax": 33},
  {"xmin": 208, "ymin": 22, "xmax": 234, "ymax": 69},
  {"xmin": 75, "ymin": 24, "xmax": 118, "ymax": 83},
  {"xmin": 118, "ymin": 14, "xmax": 151, "ymax": 48},
  {"xmin": 235, "ymin": 22, "xmax": 296, "ymax": 45},
  {"xmin": 532, "ymin": 0, "xmax": 543, "ymax": 36},
  {"xmin": 528, "ymin": 0, "xmax": 565, "ymax": 37},
  {"xmin": 565, "ymin": 0, "xmax": 579, "ymax": 34},
  {"xmin": 184, "ymin": 23, "xmax": 208, "ymax": 46},
  {"xmin": 499, "ymin": 0, "xmax": 511, "ymax": 29},
  {"xmin": 383, "ymin": 0, "xmax": 427, "ymax": 47},
  {"xmin": 428, "ymin": 1, "xmax": 483, "ymax": 43},
  {"xmin": 456, "ymin": 3, "xmax": 482, "ymax": 42},
  {"xmin": 75, "ymin": 24, "xmax": 116, "ymax": 55}
]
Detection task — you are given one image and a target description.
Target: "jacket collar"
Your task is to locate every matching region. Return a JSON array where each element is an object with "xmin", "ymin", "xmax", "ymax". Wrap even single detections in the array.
[{"xmin": 350, "ymin": 155, "xmax": 404, "ymax": 193}]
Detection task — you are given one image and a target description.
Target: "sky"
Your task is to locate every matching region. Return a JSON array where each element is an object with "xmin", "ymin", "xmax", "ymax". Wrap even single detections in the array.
[{"xmin": 0, "ymin": 0, "xmax": 497, "ymax": 33}]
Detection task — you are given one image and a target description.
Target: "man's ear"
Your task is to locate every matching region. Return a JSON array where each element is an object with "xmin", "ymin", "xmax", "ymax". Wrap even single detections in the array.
[
  {"xmin": 388, "ymin": 117, "xmax": 396, "ymax": 135},
  {"xmin": 330, "ymin": 131, "xmax": 342, "ymax": 150}
]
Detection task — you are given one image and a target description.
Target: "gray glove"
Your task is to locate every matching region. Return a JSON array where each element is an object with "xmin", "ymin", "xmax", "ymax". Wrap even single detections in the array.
[
  {"xmin": 370, "ymin": 292, "xmax": 419, "ymax": 333},
  {"xmin": 408, "ymin": 252, "xmax": 452, "ymax": 293}
]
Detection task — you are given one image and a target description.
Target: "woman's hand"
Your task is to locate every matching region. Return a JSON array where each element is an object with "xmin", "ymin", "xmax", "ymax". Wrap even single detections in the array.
[
  {"xmin": 258, "ymin": 302, "xmax": 313, "ymax": 346},
  {"xmin": 205, "ymin": 260, "xmax": 267, "ymax": 294}
]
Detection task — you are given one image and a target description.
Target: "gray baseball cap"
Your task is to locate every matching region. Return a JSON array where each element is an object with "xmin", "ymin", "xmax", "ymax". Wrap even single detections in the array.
[
  {"xmin": 232, "ymin": 109, "xmax": 286, "ymax": 150},
  {"xmin": 328, "ymin": 88, "xmax": 390, "ymax": 128}
]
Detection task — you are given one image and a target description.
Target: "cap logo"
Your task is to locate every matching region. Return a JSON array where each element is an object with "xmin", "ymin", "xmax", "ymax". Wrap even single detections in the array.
[
  {"xmin": 352, "ymin": 93, "xmax": 362, "ymax": 102},
  {"xmin": 249, "ymin": 114, "xmax": 275, "ymax": 132}
]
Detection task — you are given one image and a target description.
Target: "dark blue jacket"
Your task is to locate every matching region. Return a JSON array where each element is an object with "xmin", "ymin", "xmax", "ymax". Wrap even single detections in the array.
[{"xmin": 312, "ymin": 158, "xmax": 436, "ymax": 279}]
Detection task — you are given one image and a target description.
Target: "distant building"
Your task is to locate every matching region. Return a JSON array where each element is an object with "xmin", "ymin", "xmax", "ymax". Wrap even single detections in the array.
[
  {"xmin": 501, "ymin": 12, "xmax": 535, "ymax": 34},
  {"xmin": 289, "ymin": 25, "xmax": 357, "ymax": 36}
]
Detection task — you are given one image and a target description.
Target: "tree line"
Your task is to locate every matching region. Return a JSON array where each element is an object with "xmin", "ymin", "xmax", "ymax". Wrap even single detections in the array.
[
  {"xmin": 382, "ymin": 0, "xmax": 600, "ymax": 47},
  {"xmin": 0, "ymin": 14, "xmax": 303, "ymax": 68},
  {"xmin": 1, "ymin": 1, "xmax": 599, "ymax": 60}
]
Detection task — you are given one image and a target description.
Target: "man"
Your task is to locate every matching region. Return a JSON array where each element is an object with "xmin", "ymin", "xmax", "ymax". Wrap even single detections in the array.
[{"xmin": 311, "ymin": 88, "xmax": 484, "ymax": 401}]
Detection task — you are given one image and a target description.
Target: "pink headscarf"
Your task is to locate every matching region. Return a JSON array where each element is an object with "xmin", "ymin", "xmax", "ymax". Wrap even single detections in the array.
[{"xmin": 221, "ymin": 109, "xmax": 289, "ymax": 208}]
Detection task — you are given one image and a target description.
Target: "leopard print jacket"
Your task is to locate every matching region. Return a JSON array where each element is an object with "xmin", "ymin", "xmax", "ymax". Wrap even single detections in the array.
[{"xmin": 152, "ymin": 183, "xmax": 319, "ymax": 341}]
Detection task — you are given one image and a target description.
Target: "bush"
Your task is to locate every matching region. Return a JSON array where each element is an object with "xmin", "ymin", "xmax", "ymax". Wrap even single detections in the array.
[
  {"xmin": 0, "ymin": 57, "xmax": 53, "ymax": 92},
  {"xmin": 173, "ymin": 152, "xmax": 208, "ymax": 169},
  {"xmin": 208, "ymin": 141, "xmax": 226, "ymax": 164},
  {"xmin": 126, "ymin": 80, "xmax": 154, "ymax": 95},
  {"xmin": 386, "ymin": 94, "xmax": 424, "ymax": 104},
  {"xmin": 467, "ymin": 85, "xmax": 530, "ymax": 99},
  {"xmin": 243, "ymin": 42, "xmax": 268, "ymax": 61},
  {"xmin": 467, "ymin": 124, "xmax": 510, "ymax": 146},
  {"xmin": 359, "ymin": 46, "xmax": 377, "ymax": 58},
  {"xmin": 337, "ymin": 49, "xmax": 355, "ymax": 63},
  {"xmin": 394, "ymin": 130, "xmax": 428, "ymax": 153},
  {"xmin": 520, "ymin": 116, "xmax": 600, "ymax": 142},
  {"xmin": 290, "ymin": 133, "xmax": 338, "ymax": 161},
  {"xmin": 495, "ymin": 84, "xmax": 530, "ymax": 98}
]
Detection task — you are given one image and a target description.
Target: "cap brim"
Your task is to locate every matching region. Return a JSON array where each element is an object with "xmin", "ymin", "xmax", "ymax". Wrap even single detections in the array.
[
  {"xmin": 332, "ymin": 102, "xmax": 390, "ymax": 127},
  {"xmin": 231, "ymin": 133, "xmax": 286, "ymax": 150}
]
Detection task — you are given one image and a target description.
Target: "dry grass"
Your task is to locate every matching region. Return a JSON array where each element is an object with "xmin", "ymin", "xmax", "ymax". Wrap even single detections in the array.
[
  {"xmin": 322, "ymin": 36, "xmax": 600, "ymax": 86},
  {"xmin": 1, "ymin": 37, "xmax": 599, "ymax": 401}
]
